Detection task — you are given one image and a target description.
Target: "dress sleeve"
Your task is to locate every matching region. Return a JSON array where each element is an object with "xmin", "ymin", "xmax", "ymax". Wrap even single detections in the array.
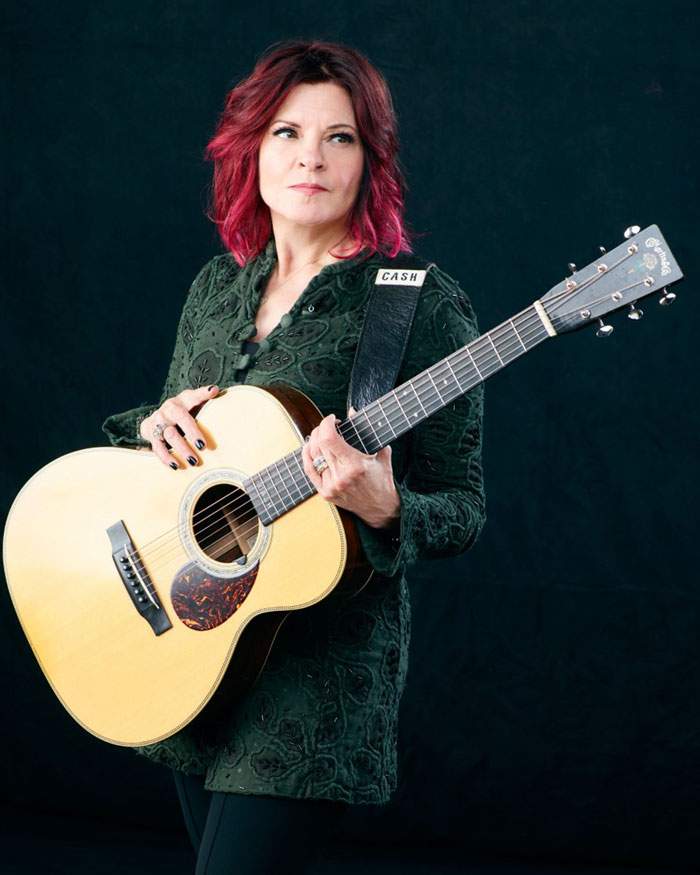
[
  {"xmin": 101, "ymin": 259, "xmax": 218, "ymax": 448},
  {"xmin": 357, "ymin": 265, "xmax": 486, "ymax": 577}
]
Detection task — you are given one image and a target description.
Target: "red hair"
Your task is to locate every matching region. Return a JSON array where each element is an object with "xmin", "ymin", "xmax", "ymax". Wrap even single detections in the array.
[{"xmin": 205, "ymin": 40, "xmax": 412, "ymax": 265}]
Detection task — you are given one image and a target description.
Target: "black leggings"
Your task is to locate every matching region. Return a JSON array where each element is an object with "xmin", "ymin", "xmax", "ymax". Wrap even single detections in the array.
[{"xmin": 173, "ymin": 772, "xmax": 347, "ymax": 874}]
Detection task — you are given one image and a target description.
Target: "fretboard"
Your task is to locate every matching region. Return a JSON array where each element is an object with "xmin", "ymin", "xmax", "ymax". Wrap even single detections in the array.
[{"xmin": 245, "ymin": 304, "xmax": 550, "ymax": 525}]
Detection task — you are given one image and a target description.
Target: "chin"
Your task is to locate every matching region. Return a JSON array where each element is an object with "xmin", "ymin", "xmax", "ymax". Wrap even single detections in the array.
[{"xmin": 275, "ymin": 207, "xmax": 348, "ymax": 230}]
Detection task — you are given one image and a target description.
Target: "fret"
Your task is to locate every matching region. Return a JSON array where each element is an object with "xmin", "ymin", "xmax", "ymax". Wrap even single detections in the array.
[
  {"xmin": 281, "ymin": 454, "xmax": 305, "ymax": 502},
  {"xmin": 495, "ymin": 316, "xmax": 535, "ymax": 364},
  {"xmin": 487, "ymin": 333, "xmax": 505, "ymax": 367},
  {"xmin": 249, "ymin": 470, "xmax": 281, "ymax": 522},
  {"xmin": 465, "ymin": 345, "xmax": 483, "ymax": 380},
  {"xmin": 358, "ymin": 410, "xmax": 382, "ymax": 453},
  {"xmin": 251, "ymin": 472, "xmax": 269, "ymax": 511},
  {"xmin": 409, "ymin": 382, "xmax": 428, "ymax": 422},
  {"xmin": 478, "ymin": 336, "xmax": 502, "ymax": 376},
  {"xmin": 377, "ymin": 397, "xmax": 398, "ymax": 437},
  {"xmin": 444, "ymin": 356, "xmax": 464, "ymax": 391},
  {"xmin": 244, "ymin": 475, "xmax": 270, "ymax": 520},
  {"xmin": 263, "ymin": 466, "xmax": 287, "ymax": 514},
  {"xmin": 290, "ymin": 450, "xmax": 315, "ymax": 498},
  {"xmin": 414, "ymin": 370, "xmax": 443, "ymax": 416},
  {"xmin": 392, "ymin": 388, "xmax": 413, "ymax": 431},
  {"xmin": 429, "ymin": 359, "xmax": 463, "ymax": 404},
  {"xmin": 513, "ymin": 307, "xmax": 548, "ymax": 351},
  {"xmin": 273, "ymin": 459, "xmax": 296, "ymax": 510},
  {"xmin": 426, "ymin": 368, "xmax": 445, "ymax": 405},
  {"xmin": 510, "ymin": 318, "xmax": 528, "ymax": 353},
  {"xmin": 346, "ymin": 416, "xmax": 370, "ymax": 453}
]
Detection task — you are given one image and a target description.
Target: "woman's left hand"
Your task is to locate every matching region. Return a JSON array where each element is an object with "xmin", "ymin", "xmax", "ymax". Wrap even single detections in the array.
[{"xmin": 302, "ymin": 414, "xmax": 401, "ymax": 529}]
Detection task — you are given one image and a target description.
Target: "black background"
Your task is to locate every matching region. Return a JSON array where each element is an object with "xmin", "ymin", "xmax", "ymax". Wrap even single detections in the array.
[{"xmin": 2, "ymin": 0, "xmax": 698, "ymax": 869}]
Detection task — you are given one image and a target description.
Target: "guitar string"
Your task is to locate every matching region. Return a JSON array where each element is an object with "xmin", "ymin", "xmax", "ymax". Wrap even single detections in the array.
[
  {"xmin": 133, "ymin": 260, "xmax": 651, "ymax": 578},
  {"xmin": 155, "ymin": 245, "xmax": 643, "ymax": 558},
  {"xmin": 137, "ymin": 259, "xmax": 624, "ymax": 564},
  {"xmin": 132, "ymin": 290, "xmax": 607, "ymax": 576},
  {"xmin": 135, "ymin": 260, "xmax": 618, "ymax": 564},
  {"xmin": 134, "ymin": 298, "xmax": 559, "ymax": 570},
  {"xmin": 134, "ymin": 266, "xmax": 646, "ymax": 576},
  {"xmin": 133, "ymin": 278, "xmax": 658, "ymax": 591}
]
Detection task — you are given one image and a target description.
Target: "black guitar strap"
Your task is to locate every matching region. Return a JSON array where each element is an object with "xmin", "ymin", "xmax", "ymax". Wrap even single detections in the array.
[{"xmin": 348, "ymin": 257, "xmax": 433, "ymax": 412}]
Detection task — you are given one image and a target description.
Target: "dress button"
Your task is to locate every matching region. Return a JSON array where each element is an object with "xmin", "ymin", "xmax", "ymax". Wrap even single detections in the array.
[
  {"xmin": 237, "ymin": 353, "xmax": 251, "ymax": 370},
  {"xmin": 258, "ymin": 337, "xmax": 271, "ymax": 354},
  {"xmin": 280, "ymin": 313, "xmax": 293, "ymax": 329}
]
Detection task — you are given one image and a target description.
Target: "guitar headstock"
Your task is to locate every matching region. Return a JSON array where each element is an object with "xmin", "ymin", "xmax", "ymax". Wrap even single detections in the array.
[{"xmin": 540, "ymin": 225, "xmax": 683, "ymax": 336}]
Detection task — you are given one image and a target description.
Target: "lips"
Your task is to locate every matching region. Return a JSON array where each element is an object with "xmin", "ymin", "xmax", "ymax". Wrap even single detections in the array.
[{"xmin": 290, "ymin": 184, "xmax": 328, "ymax": 194}]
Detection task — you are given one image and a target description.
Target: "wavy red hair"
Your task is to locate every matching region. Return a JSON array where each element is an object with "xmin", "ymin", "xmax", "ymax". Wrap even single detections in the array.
[{"xmin": 205, "ymin": 40, "xmax": 412, "ymax": 265}]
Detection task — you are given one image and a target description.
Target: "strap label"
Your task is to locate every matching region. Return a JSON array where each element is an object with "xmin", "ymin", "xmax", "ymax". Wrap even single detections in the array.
[{"xmin": 375, "ymin": 268, "xmax": 427, "ymax": 286}]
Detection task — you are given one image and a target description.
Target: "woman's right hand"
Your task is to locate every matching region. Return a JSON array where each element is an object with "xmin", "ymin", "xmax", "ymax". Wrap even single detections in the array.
[{"xmin": 139, "ymin": 385, "xmax": 219, "ymax": 469}]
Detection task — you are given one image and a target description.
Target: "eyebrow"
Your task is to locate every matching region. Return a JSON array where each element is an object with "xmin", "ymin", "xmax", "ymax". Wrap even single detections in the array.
[{"xmin": 271, "ymin": 119, "xmax": 358, "ymax": 133}]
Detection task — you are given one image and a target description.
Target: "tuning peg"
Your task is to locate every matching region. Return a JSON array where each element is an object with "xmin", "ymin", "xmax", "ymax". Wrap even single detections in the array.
[
  {"xmin": 596, "ymin": 319, "xmax": 614, "ymax": 337},
  {"xmin": 659, "ymin": 287, "xmax": 676, "ymax": 306},
  {"xmin": 624, "ymin": 225, "xmax": 641, "ymax": 239},
  {"xmin": 568, "ymin": 262, "xmax": 577, "ymax": 273},
  {"xmin": 628, "ymin": 302, "xmax": 644, "ymax": 320},
  {"xmin": 599, "ymin": 246, "xmax": 607, "ymax": 254}
]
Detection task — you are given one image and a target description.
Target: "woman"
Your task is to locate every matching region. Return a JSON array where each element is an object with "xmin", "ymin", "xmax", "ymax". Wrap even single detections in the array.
[{"xmin": 103, "ymin": 39, "xmax": 486, "ymax": 874}]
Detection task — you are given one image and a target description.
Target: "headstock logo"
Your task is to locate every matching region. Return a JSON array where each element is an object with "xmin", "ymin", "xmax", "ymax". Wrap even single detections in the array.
[
  {"xmin": 642, "ymin": 253, "xmax": 658, "ymax": 269},
  {"xmin": 644, "ymin": 237, "xmax": 671, "ymax": 276}
]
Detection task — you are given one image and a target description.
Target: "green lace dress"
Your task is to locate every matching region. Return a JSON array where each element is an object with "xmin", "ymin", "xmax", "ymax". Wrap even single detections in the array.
[{"xmin": 102, "ymin": 241, "xmax": 486, "ymax": 805}]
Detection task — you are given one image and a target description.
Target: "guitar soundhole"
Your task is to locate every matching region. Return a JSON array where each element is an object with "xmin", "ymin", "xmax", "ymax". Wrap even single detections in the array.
[{"xmin": 192, "ymin": 484, "xmax": 259, "ymax": 564}]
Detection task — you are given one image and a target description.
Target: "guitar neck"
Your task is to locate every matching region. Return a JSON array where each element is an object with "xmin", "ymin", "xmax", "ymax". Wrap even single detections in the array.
[{"xmin": 245, "ymin": 303, "xmax": 551, "ymax": 525}]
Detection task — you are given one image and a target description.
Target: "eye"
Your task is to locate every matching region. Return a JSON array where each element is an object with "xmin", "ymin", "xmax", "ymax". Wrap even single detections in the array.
[
  {"xmin": 329, "ymin": 132, "xmax": 356, "ymax": 144},
  {"xmin": 272, "ymin": 127, "xmax": 297, "ymax": 139}
]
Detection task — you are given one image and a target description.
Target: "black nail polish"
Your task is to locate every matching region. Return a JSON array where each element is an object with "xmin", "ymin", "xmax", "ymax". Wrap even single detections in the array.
[
  {"xmin": 207, "ymin": 385, "xmax": 216, "ymax": 391},
  {"xmin": 170, "ymin": 462, "xmax": 178, "ymax": 470},
  {"xmin": 195, "ymin": 439, "xmax": 205, "ymax": 450},
  {"xmin": 187, "ymin": 456, "xmax": 197, "ymax": 466}
]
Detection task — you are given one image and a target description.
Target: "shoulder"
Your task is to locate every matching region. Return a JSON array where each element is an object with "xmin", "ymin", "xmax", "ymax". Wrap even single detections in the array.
[
  {"xmin": 418, "ymin": 262, "xmax": 478, "ymax": 329},
  {"xmin": 359, "ymin": 254, "xmax": 479, "ymax": 333},
  {"xmin": 355, "ymin": 254, "xmax": 476, "ymax": 316},
  {"xmin": 188, "ymin": 252, "xmax": 241, "ymax": 298},
  {"xmin": 395, "ymin": 258, "xmax": 481, "ymax": 374},
  {"xmin": 177, "ymin": 253, "xmax": 244, "ymax": 325}
]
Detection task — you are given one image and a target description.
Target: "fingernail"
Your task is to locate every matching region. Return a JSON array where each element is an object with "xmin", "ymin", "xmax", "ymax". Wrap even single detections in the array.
[
  {"xmin": 195, "ymin": 439, "xmax": 205, "ymax": 450},
  {"xmin": 187, "ymin": 456, "xmax": 197, "ymax": 466},
  {"xmin": 170, "ymin": 462, "xmax": 178, "ymax": 470}
]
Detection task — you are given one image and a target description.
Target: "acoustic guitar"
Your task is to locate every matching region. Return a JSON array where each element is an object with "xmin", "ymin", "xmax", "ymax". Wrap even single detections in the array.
[{"xmin": 3, "ymin": 224, "xmax": 683, "ymax": 747}]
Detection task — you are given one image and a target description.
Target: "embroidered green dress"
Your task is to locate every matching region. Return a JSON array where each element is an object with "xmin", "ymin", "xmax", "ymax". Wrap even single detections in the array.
[{"xmin": 102, "ymin": 242, "xmax": 486, "ymax": 805}]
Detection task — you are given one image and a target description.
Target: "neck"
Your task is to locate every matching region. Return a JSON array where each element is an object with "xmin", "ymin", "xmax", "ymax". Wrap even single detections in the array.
[{"xmin": 270, "ymin": 217, "xmax": 355, "ymax": 278}]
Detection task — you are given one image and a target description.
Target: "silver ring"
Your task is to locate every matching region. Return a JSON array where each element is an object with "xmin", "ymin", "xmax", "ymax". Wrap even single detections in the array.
[
  {"xmin": 152, "ymin": 422, "xmax": 169, "ymax": 442},
  {"xmin": 312, "ymin": 455, "xmax": 329, "ymax": 475}
]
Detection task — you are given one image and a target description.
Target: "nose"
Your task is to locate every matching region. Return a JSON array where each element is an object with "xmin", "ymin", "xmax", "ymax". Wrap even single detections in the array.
[{"xmin": 298, "ymin": 139, "xmax": 325, "ymax": 170}]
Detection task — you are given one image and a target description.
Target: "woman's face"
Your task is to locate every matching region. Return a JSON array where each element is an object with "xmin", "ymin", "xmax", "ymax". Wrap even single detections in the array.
[{"xmin": 258, "ymin": 81, "xmax": 364, "ymax": 236}]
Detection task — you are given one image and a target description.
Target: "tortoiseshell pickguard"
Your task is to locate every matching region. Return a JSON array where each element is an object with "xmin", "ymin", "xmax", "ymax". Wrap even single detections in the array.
[{"xmin": 171, "ymin": 562, "xmax": 259, "ymax": 631}]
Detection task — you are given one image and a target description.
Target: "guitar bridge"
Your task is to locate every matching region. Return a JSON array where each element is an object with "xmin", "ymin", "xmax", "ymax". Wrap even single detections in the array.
[{"xmin": 107, "ymin": 520, "xmax": 172, "ymax": 636}]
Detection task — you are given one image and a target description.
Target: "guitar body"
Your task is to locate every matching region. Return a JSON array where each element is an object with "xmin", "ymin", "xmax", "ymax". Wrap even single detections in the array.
[{"xmin": 3, "ymin": 385, "xmax": 370, "ymax": 747}]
